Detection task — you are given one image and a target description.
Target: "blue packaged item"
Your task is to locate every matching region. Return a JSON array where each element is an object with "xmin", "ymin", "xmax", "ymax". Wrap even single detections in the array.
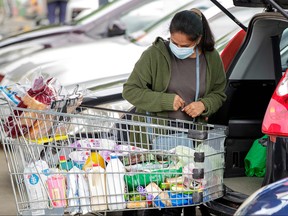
[
  {"xmin": 0, "ymin": 86, "xmax": 21, "ymax": 105},
  {"xmin": 154, "ymin": 191, "xmax": 194, "ymax": 207}
]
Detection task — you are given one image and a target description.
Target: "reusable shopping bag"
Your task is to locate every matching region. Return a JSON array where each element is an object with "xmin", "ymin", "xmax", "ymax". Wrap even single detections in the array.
[{"xmin": 244, "ymin": 135, "xmax": 268, "ymax": 177}]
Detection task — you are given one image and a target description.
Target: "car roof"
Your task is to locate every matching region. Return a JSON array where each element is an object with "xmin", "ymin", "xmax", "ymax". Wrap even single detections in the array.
[{"xmin": 233, "ymin": 0, "xmax": 288, "ymax": 9}]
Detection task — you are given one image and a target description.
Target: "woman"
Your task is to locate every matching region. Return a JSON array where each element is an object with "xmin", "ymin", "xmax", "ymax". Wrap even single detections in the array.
[{"xmin": 122, "ymin": 8, "xmax": 226, "ymax": 216}]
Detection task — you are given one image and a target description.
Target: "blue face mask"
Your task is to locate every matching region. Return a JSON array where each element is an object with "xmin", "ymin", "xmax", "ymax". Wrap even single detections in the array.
[{"xmin": 169, "ymin": 41, "xmax": 195, "ymax": 59}]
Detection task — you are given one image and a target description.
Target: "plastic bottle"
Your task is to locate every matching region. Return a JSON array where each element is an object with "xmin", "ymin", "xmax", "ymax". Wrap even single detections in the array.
[
  {"xmin": 47, "ymin": 174, "xmax": 67, "ymax": 207},
  {"xmin": 59, "ymin": 155, "xmax": 73, "ymax": 171},
  {"xmin": 106, "ymin": 153, "xmax": 126, "ymax": 210},
  {"xmin": 23, "ymin": 160, "xmax": 50, "ymax": 215},
  {"xmin": 83, "ymin": 149, "xmax": 105, "ymax": 171},
  {"xmin": 87, "ymin": 164, "xmax": 107, "ymax": 211}
]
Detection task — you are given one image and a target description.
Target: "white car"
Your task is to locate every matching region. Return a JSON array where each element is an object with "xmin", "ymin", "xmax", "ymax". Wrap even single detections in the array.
[
  {"xmin": 0, "ymin": 0, "xmax": 202, "ymax": 75},
  {"xmin": 66, "ymin": 0, "xmax": 109, "ymax": 22},
  {"xmin": 0, "ymin": 0, "xmax": 262, "ymax": 95},
  {"xmin": 0, "ymin": 0, "xmax": 216, "ymax": 84}
]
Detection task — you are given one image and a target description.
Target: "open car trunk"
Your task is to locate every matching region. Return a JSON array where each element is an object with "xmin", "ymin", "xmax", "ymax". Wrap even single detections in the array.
[{"xmin": 205, "ymin": 0, "xmax": 288, "ymax": 215}]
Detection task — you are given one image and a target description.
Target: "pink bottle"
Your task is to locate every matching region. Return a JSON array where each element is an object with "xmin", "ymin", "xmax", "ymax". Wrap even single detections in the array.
[{"xmin": 47, "ymin": 174, "xmax": 67, "ymax": 207}]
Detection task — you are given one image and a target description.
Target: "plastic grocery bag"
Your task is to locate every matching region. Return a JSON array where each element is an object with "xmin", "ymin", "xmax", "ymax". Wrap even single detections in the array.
[
  {"xmin": 244, "ymin": 135, "xmax": 268, "ymax": 177},
  {"xmin": 124, "ymin": 167, "xmax": 183, "ymax": 191}
]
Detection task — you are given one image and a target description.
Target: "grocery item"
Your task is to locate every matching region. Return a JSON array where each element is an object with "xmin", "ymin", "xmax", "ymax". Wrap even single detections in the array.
[
  {"xmin": 125, "ymin": 162, "xmax": 169, "ymax": 172},
  {"xmin": 59, "ymin": 155, "xmax": 73, "ymax": 171},
  {"xmin": 167, "ymin": 191, "xmax": 193, "ymax": 206},
  {"xmin": 67, "ymin": 166, "xmax": 91, "ymax": 215},
  {"xmin": 83, "ymin": 149, "xmax": 105, "ymax": 170},
  {"xmin": 70, "ymin": 138, "xmax": 117, "ymax": 161},
  {"xmin": 154, "ymin": 191, "xmax": 172, "ymax": 207},
  {"xmin": 169, "ymin": 145, "xmax": 196, "ymax": 167},
  {"xmin": 87, "ymin": 164, "xmax": 107, "ymax": 211},
  {"xmin": 119, "ymin": 152, "xmax": 154, "ymax": 166},
  {"xmin": 4, "ymin": 76, "xmax": 59, "ymax": 139},
  {"xmin": 145, "ymin": 183, "xmax": 172, "ymax": 207},
  {"xmin": 23, "ymin": 160, "xmax": 50, "ymax": 215},
  {"xmin": 127, "ymin": 201, "xmax": 147, "ymax": 209},
  {"xmin": 0, "ymin": 85, "xmax": 22, "ymax": 105},
  {"xmin": 68, "ymin": 150, "xmax": 89, "ymax": 169},
  {"xmin": 145, "ymin": 182, "xmax": 162, "ymax": 199},
  {"xmin": 106, "ymin": 153, "xmax": 126, "ymax": 210},
  {"xmin": 183, "ymin": 163, "xmax": 195, "ymax": 188},
  {"xmin": 124, "ymin": 166, "xmax": 183, "ymax": 191},
  {"xmin": 46, "ymin": 174, "xmax": 67, "ymax": 207}
]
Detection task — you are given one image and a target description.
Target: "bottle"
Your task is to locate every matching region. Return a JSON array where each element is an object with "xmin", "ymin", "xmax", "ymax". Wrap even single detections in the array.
[
  {"xmin": 46, "ymin": 174, "xmax": 67, "ymax": 207},
  {"xmin": 87, "ymin": 164, "xmax": 107, "ymax": 211},
  {"xmin": 23, "ymin": 160, "xmax": 50, "ymax": 215},
  {"xmin": 83, "ymin": 149, "xmax": 105, "ymax": 171},
  {"xmin": 106, "ymin": 153, "xmax": 126, "ymax": 210},
  {"xmin": 59, "ymin": 155, "xmax": 73, "ymax": 171}
]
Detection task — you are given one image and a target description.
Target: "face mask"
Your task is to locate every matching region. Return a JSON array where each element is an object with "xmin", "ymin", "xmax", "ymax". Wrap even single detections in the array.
[{"xmin": 169, "ymin": 41, "xmax": 195, "ymax": 59}]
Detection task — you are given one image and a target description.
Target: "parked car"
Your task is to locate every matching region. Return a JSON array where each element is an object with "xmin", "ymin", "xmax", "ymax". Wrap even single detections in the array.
[
  {"xmin": 66, "ymin": 0, "xmax": 110, "ymax": 23},
  {"xmin": 200, "ymin": 0, "xmax": 288, "ymax": 215},
  {"xmin": 234, "ymin": 176, "xmax": 288, "ymax": 215},
  {"xmin": 0, "ymin": 0, "xmax": 261, "ymax": 88},
  {"xmin": 0, "ymin": 0, "xmax": 210, "ymax": 74}
]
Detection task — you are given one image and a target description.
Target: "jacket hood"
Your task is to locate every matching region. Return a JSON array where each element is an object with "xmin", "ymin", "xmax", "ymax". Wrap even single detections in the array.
[{"xmin": 152, "ymin": 36, "xmax": 171, "ymax": 61}]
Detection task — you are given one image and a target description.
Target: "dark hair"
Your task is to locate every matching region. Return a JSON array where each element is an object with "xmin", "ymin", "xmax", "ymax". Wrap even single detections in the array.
[{"xmin": 169, "ymin": 10, "xmax": 215, "ymax": 52}]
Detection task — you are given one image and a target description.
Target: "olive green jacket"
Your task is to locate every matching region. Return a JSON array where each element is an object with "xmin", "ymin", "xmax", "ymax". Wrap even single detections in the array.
[{"xmin": 123, "ymin": 37, "xmax": 227, "ymax": 122}]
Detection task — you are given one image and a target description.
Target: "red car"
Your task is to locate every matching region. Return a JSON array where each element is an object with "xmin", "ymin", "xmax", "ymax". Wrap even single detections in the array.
[{"xmin": 202, "ymin": 0, "xmax": 288, "ymax": 215}]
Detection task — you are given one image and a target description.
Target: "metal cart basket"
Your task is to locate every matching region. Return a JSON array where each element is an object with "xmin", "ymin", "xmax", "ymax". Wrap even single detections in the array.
[{"xmin": 0, "ymin": 96, "xmax": 227, "ymax": 215}]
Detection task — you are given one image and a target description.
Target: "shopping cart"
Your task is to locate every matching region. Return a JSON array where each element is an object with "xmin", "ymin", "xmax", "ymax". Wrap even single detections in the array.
[{"xmin": 0, "ymin": 94, "xmax": 227, "ymax": 215}]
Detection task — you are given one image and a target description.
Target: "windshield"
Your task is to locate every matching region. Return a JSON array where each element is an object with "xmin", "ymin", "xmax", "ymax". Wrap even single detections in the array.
[
  {"xmin": 83, "ymin": 0, "xmax": 197, "ymax": 39},
  {"xmin": 134, "ymin": 2, "xmax": 262, "ymax": 51}
]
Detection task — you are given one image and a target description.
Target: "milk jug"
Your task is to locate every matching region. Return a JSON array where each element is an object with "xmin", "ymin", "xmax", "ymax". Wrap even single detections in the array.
[
  {"xmin": 87, "ymin": 164, "xmax": 107, "ymax": 211},
  {"xmin": 106, "ymin": 154, "xmax": 126, "ymax": 210}
]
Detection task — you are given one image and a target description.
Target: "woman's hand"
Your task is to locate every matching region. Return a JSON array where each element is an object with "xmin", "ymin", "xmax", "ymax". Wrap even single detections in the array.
[
  {"xmin": 182, "ymin": 101, "xmax": 205, "ymax": 118},
  {"xmin": 173, "ymin": 95, "xmax": 185, "ymax": 111}
]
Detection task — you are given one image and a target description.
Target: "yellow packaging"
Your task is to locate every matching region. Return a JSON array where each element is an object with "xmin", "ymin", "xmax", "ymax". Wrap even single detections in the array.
[{"xmin": 127, "ymin": 201, "xmax": 147, "ymax": 209}]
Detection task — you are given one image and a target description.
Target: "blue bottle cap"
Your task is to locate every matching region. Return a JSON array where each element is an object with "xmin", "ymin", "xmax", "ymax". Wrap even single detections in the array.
[{"xmin": 110, "ymin": 153, "xmax": 117, "ymax": 159}]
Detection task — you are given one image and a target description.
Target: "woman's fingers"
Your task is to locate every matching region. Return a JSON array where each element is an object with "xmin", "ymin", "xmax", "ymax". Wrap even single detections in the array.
[{"xmin": 173, "ymin": 95, "xmax": 185, "ymax": 111}]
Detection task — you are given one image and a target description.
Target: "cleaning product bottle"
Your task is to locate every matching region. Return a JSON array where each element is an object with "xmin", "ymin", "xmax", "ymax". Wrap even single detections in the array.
[
  {"xmin": 23, "ymin": 160, "xmax": 50, "ymax": 215},
  {"xmin": 59, "ymin": 155, "xmax": 73, "ymax": 171},
  {"xmin": 106, "ymin": 153, "xmax": 126, "ymax": 210},
  {"xmin": 82, "ymin": 149, "xmax": 105, "ymax": 170},
  {"xmin": 87, "ymin": 164, "xmax": 107, "ymax": 211}
]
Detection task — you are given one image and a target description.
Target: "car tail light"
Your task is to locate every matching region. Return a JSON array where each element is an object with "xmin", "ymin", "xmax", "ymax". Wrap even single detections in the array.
[{"xmin": 262, "ymin": 69, "xmax": 288, "ymax": 137}]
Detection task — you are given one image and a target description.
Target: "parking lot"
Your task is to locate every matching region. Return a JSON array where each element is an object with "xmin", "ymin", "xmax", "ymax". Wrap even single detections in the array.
[{"xmin": 0, "ymin": 0, "xmax": 288, "ymax": 215}]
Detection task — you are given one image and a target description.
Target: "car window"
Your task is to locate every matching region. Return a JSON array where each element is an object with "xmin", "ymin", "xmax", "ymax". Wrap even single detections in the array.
[
  {"xmin": 280, "ymin": 28, "xmax": 288, "ymax": 71},
  {"xmin": 119, "ymin": 0, "xmax": 199, "ymax": 35},
  {"xmin": 209, "ymin": 7, "xmax": 263, "ymax": 42},
  {"xmin": 134, "ymin": 3, "xmax": 261, "ymax": 51},
  {"xmin": 84, "ymin": 0, "xmax": 194, "ymax": 39},
  {"xmin": 130, "ymin": 0, "xmax": 215, "ymax": 46}
]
